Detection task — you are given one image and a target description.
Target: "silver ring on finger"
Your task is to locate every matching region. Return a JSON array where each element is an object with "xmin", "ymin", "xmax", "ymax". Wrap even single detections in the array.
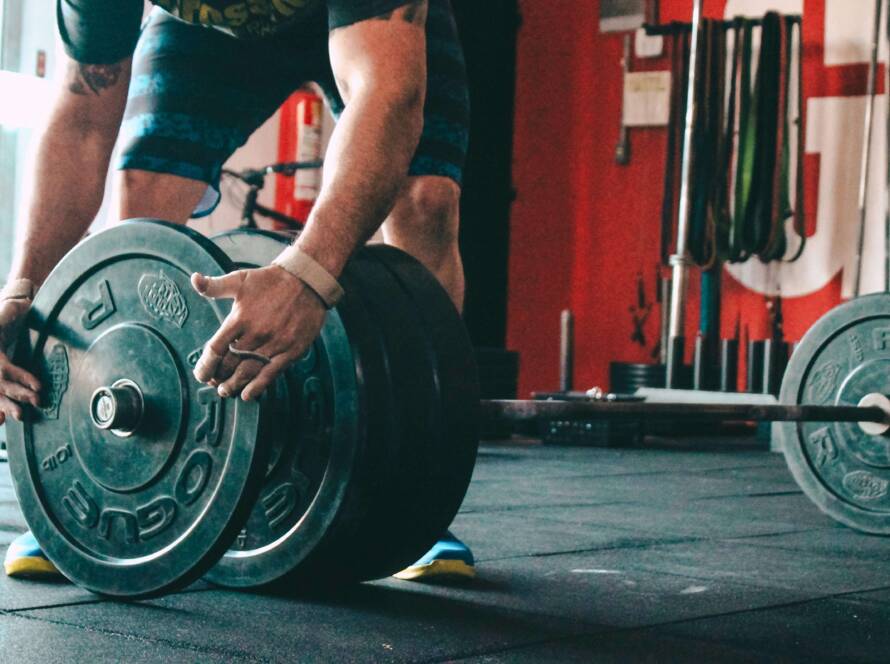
[{"xmin": 228, "ymin": 344, "xmax": 272, "ymax": 366}]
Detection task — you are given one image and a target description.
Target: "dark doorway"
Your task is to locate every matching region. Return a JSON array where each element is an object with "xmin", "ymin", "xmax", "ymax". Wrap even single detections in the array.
[{"xmin": 451, "ymin": 0, "xmax": 519, "ymax": 349}]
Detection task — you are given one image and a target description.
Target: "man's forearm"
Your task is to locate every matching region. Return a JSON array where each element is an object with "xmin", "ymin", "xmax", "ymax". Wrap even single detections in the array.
[
  {"xmin": 293, "ymin": 86, "xmax": 424, "ymax": 278},
  {"xmin": 8, "ymin": 59, "xmax": 130, "ymax": 289},
  {"xmin": 9, "ymin": 122, "xmax": 116, "ymax": 287}
]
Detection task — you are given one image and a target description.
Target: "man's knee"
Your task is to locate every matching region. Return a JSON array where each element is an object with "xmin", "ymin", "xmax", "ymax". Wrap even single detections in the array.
[
  {"xmin": 116, "ymin": 169, "xmax": 207, "ymax": 224},
  {"xmin": 388, "ymin": 177, "xmax": 461, "ymax": 251},
  {"xmin": 385, "ymin": 176, "xmax": 465, "ymax": 309}
]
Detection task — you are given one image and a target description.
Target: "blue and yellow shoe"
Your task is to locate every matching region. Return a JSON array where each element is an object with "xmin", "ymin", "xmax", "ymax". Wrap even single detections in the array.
[
  {"xmin": 393, "ymin": 531, "xmax": 475, "ymax": 581},
  {"xmin": 4, "ymin": 531, "xmax": 61, "ymax": 579}
]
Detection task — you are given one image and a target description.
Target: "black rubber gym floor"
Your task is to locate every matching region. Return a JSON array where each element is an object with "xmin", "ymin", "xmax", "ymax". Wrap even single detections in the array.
[{"xmin": 0, "ymin": 437, "xmax": 888, "ymax": 663}]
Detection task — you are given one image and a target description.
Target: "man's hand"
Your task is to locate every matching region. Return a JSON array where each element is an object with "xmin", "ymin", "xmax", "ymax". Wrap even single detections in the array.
[
  {"xmin": 190, "ymin": 267, "xmax": 327, "ymax": 401},
  {"xmin": 0, "ymin": 300, "xmax": 41, "ymax": 425}
]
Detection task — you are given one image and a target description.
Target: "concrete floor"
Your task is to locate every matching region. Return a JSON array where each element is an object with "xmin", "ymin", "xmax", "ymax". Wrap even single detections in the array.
[{"xmin": 0, "ymin": 436, "xmax": 889, "ymax": 663}]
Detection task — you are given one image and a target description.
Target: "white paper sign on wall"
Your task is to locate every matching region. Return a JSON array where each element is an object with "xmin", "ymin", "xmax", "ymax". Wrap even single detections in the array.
[{"xmin": 622, "ymin": 71, "xmax": 672, "ymax": 127}]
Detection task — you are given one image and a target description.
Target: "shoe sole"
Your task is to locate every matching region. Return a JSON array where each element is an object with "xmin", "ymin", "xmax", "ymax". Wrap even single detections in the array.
[
  {"xmin": 5, "ymin": 556, "xmax": 61, "ymax": 579},
  {"xmin": 393, "ymin": 559, "xmax": 476, "ymax": 581}
]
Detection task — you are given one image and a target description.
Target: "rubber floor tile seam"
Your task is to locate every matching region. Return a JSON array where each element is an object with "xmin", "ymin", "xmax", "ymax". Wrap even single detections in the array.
[{"xmin": 3, "ymin": 609, "xmax": 268, "ymax": 664}]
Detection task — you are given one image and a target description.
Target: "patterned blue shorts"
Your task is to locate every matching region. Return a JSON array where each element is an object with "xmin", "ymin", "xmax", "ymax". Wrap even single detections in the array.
[{"xmin": 118, "ymin": 1, "xmax": 470, "ymax": 216}]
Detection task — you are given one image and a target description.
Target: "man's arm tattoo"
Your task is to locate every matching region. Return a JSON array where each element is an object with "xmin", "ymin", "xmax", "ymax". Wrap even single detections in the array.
[
  {"xmin": 68, "ymin": 62, "xmax": 123, "ymax": 96},
  {"xmin": 372, "ymin": 1, "xmax": 427, "ymax": 25}
]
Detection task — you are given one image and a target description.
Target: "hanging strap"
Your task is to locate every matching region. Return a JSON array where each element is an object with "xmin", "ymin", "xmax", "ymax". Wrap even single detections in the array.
[
  {"xmin": 760, "ymin": 13, "xmax": 792, "ymax": 261},
  {"xmin": 689, "ymin": 19, "xmax": 712, "ymax": 266},
  {"xmin": 690, "ymin": 19, "xmax": 728, "ymax": 269},
  {"xmin": 701, "ymin": 21, "xmax": 728, "ymax": 270},
  {"xmin": 745, "ymin": 12, "xmax": 775, "ymax": 257},
  {"xmin": 714, "ymin": 18, "xmax": 743, "ymax": 262},
  {"xmin": 744, "ymin": 11, "xmax": 784, "ymax": 259},
  {"xmin": 732, "ymin": 19, "xmax": 755, "ymax": 262}
]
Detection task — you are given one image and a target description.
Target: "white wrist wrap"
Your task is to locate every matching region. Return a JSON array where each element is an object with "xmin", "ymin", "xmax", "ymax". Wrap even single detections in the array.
[
  {"xmin": 272, "ymin": 248, "xmax": 344, "ymax": 309},
  {"xmin": 0, "ymin": 278, "xmax": 36, "ymax": 302}
]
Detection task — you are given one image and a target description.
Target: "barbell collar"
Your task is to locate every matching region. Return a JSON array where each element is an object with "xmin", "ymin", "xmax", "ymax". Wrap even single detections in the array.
[
  {"xmin": 857, "ymin": 393, "xmax": 890, "ymax": 435},
  {"xmin": 89, "ymin": 379, "xmax": 144, "ymax": 437}
]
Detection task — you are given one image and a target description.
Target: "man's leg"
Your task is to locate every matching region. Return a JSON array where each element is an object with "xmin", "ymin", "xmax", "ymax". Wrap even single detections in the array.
[
  {"xmin": 382, "ymin": 175, "xmax": 464, "ymax": 311},
  {"xmin": 116, "ymin": 170, "xmax": 207, "ymax": 223}
]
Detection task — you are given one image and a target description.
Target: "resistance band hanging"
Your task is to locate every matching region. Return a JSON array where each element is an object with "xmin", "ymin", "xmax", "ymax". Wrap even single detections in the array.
[
  {"xmin": 730, "ymin": 18, "xmax": 755, "ymax": 262},
  {"xmin": 761, "ymin": 12, "xmax": 793, "ymax": 262},
  {"xmin": 704, "ymin": 20, "xmax": 728, "ymax": 270},
  {"xmin": 688, "ymin": 19, "xmax": 721, "ymax": 269},
  {"xmin": 743, "ymin": 12, "xmax": 780, "ymax": 258},
  {"xmin": 661, "ymin": 13, "xmax": 805, "ymax": 266},
  {"xmin": 714, "ymin": 17, "xmax": 744, "ymax": 262},
  {"xmin": 737, "ymin": 12, "xmax": 799, "ymax": 263}
]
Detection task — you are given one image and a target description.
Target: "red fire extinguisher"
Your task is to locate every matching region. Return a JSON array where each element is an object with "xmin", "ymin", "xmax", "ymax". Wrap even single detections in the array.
[{"xmin": 275, "ymin": 87, "xmax": 324, "ymax": 227}]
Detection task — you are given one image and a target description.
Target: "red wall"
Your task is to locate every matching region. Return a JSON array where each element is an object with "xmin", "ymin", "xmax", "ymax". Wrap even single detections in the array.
[{"xmin": 507, "ymin": 0, "xmax": 869, "ymax": 396}]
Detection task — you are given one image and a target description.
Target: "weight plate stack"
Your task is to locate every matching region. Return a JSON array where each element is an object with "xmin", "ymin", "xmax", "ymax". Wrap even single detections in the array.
[
  {"xmin": 332, "ymin": 252, "xmax": 449, "ymax": 578},
  {"xmin": 293, "ymin": 245, "xmax": 478, "ymax": 581},
  {"xmin": 205, "ymin": 230, "xmax": 362, "ymax": 588},
  {"xmin": 609, "ymin": 362, "xmax": 667, "ymax": 393},
  {"xmin": 204, "ymin": 233, "xmax": 478, "ymax": 588},
  {"xmin": 273, "ymin": 245, "xmax": 410, "ymax": 586},
  {"xmin": 5, "ymin": 220, "xmax": 265, "ymax": 597},
  {"xmin": 779, "ymin": 293, "xmax": 890, "ymax": 534},
  {"xmin": 368, "ymin": 245, "xmax": 480, "ymax": 563}
]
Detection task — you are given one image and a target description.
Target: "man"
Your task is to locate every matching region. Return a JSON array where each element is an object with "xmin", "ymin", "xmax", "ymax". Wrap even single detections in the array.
[{"xmin": 0, "ymin": 0, "xmax": 474, "ymax": 581}]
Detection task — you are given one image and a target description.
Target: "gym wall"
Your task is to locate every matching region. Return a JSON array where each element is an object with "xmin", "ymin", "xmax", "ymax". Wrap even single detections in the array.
[{"xmin": 507, "ymin": 0, "xmax": 888, "ymax": 397}]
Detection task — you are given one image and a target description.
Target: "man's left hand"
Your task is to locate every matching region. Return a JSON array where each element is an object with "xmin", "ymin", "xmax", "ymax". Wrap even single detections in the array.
[{"xmin": 190, "ymin": 266, "xmax": 327, "ymax": 401}]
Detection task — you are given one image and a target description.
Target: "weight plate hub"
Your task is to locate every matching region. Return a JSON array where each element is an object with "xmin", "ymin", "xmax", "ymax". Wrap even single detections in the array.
[
  {"xmin": 5, "ymin": 220, "xmax": 264, "ymax": 597},
  {"xmin": 779, "ymin": 293, "xmax": 890, "ymax": 534},
  {"xmin": 205, "ymin": 230, "xmax": 361, "ymax": 588}
]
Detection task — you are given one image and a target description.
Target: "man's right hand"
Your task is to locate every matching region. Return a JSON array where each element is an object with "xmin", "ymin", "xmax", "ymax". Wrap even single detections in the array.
[{"xmin": 0, "ymin": 299, "xmax": 41, "ymax": 425}]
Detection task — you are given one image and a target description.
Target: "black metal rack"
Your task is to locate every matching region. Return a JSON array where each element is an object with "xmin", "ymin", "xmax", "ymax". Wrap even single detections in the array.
[{"xmin": 644, "ymin": 15, "xmax": 801, "ymax": 36}]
